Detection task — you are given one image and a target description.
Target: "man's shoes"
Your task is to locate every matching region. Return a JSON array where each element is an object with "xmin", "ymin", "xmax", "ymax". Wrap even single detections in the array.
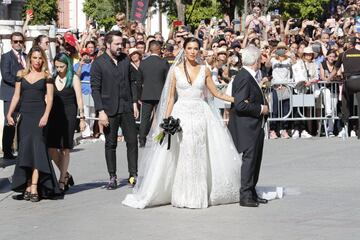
[
  {"xmin": 128, "ymin": 175, "xmax": 137, "ymax": 187},
  {"xmin": 3, "ymin": 153, "xmax": 16, "ymax": 160},
  {"xmin": 106, "ymin": 176, "xmax": 117, "ymax": 190},
  {"xmin": 239, "ymin": 199, "xmax": 259, "ymax": 207},
  {"xmin": 139, "ymin": 139, "xmax": 146, "ymax": 148},
  {"xmin": 256, "ymin": 197, "xmax": 268, "ymax": 204}
]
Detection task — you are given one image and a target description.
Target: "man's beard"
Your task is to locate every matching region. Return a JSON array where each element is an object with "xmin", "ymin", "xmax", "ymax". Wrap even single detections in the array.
[{"xmin": 110, "ymin": 48, "xmax": 122, "ymax": 57}]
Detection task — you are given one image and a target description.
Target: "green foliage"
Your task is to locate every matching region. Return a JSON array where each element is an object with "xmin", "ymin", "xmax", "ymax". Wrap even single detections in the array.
[
  {"xmin": 185, "ymin": 0, "xmax": 223, "ymax": 27},
  {"xmin": 163, "ymin": 0, "xmax": 222, "ymax": 27},
  {"xmin": 23, "ymin": 0, "xmax": 58, "ymax": 25},
  {"xmin": 83, "ymin": 0, "xmax": 129, "ymax": 30},
  {"xmin": 268, "ymin": 0, "xmax": 331, "ymax": 20}
]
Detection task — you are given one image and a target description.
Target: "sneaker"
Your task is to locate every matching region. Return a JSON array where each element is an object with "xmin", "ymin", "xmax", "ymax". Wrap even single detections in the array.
[
  {"xmin": 292, "ymin": 130, "xmax": 300, "ymax": 139},
  {"xmin": 106, "ymin": 176, "xmax": 117, "ymax": 190},
  {"xmin": 128, "ymin": 175, "xmax": 137, "ymax": 187},
  {"xmin": 280, "ymin": 130, "xmax": 290, "ymax": 139},
  {"xmin": 269, "ymin": 130, "xmax": 278, "ymax": 139},
  {"xmin": 328, "ymin": 132, "xmax": 335, "ymax": 138},
  {"xmin": 350, "ymin": 130, "xmax": 357, "ymax": 137},
  {"xmin": 301, "ymin": 130, "xmax": 312, "ymax": 138},
  {"xmin": 337, "ymin": 128, "xmax": 346, "ymax": 138}
]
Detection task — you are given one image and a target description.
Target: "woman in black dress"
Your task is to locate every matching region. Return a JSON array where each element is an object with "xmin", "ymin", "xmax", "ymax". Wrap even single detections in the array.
[
  {"xmin": 47, "ymin": 53, "xmax": 85, "ymax": 191},
  {"xmin": 7, "ymin": 46, "xmax": 61, "ymax": 202}
]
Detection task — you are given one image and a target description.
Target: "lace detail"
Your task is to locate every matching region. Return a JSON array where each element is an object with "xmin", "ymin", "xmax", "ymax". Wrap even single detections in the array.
[{"xmin": 122, "ymin": 65, "xmax": 281, "ymax": 209}]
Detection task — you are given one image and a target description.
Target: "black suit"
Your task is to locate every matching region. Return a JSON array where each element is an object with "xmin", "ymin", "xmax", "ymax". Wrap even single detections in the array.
[
  {"xmin": 228, "ymin": 67, "xmax": 267, "ymax": 202},
  {"xmin": 138, "ymin": 55, "xmax": 169, "ymax": 143},
  {"xmin": 91, "ymin": 52, "xmax": 138, "ymax": 177},
  {"xmin": 0, "ymin": 50, "xmax": 26, "ymax": 157}
]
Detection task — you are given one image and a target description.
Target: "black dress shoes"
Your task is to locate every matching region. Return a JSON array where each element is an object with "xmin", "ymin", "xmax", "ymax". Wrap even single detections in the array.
[
  {"xmin": 256, "ymin": 197, "xmax": 268, "ymax": 204},
  {"xmin": 240, "ymin": 199, "xmax": 259, "ymax": 207},
  {"xmin": 3, "ymin": 153, "xmax": 16, "ymax": 160},
  {"xmin": 139, "ymin": 139, "xmax": 146, "ymax": 148}
]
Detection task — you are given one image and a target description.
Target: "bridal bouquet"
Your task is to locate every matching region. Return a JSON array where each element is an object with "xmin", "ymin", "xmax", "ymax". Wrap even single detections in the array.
[{"xmin": 154, "ymin": 116, "xmax": 182, "ymax": 150}]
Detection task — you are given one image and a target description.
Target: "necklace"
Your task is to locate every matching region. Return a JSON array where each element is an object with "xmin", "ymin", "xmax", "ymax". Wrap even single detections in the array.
[{"xmin": 58, "ymin": 75, "xmax": 66, "ymax": 84}]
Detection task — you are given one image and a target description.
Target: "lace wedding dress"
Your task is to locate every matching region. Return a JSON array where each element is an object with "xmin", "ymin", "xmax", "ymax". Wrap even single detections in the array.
[{"xmin": 122, "ymin": 65, "xmax": 282, "ymax": 209}]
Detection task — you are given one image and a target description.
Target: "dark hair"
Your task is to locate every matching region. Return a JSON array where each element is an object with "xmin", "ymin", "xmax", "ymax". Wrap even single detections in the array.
[
  {"xmin": 149, "ymin": 40, "xmax": 162, "ymax": 50},
  {"xmin": 33, "ymin": 35, "xmax": 48, "ymax": 48},
  {"xmin": 104, "ymin": 31, "xmax": 122, "ymax": 45},
  {"xmin": 326, "ymin": 49, "xmax": 338, "ymax": 57},
  {"xmin": 85, "ymin": 40, "xmax": 96, "ymax": 48},
  {"xmin": 53, "ymin": 52, "xmax": 74, "ymax": 88},
  {"xmin": 183, "ymin": 37, "xmax": 201, "ymax": 85},
  {"xmin": 183, "ymin": 37, "xmax": 200, "ymax": 49},
  {"xmin": 135, "ymin": 41, "xmax": 146, "ymax": 46},
  {"xmin": 122, "ymin": 38, "xmax": 130, "ymax": 48},
  {"xmin": 10, "ymin": 32, "xmax": 24, "ymax": 41}
]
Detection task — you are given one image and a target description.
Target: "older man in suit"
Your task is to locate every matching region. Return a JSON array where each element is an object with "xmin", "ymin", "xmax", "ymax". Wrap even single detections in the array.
[
  {"xmin": 138, "ymin": 40, "xmax": 169, "ymax": 147},
  {"xmin": 228, "ymin": 45, "xmax": 269, "ymax": 207},
  {"xmin": 0, "ymin": 32, "xmax": 26, "ymax": 159}
]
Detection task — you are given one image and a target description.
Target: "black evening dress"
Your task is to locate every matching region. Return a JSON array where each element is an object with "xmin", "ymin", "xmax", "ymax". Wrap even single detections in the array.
[
  {"xmin": 11, "ymin": 77, "xmax": 61, "ymax": 198},
  {"xmin": 47, "ymin": 84, "xmax": 77, "ymax": 149}
]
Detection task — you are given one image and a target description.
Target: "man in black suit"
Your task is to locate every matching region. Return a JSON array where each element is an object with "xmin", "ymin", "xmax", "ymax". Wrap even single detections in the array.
[
  {"xmin": 0, "ymin": 32, "xmax": 26, "ymax": 160},
  {"xmin": 138, "ymin": 40, "xmax": 169, "ymax": 147},
  {"xmin": 228, "ymin": 45, "xmax": 269, "ymax": 207},
  {"xmin": 91, "ymin": 31, "xmax": 139, "ymax": 189}
]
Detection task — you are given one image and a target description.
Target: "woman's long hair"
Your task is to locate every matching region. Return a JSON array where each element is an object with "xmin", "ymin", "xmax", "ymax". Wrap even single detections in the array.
[
  {"xmin": 53, "ymin": 52, "xmax": 74, "ymax": 88},
  {"xmin": 21, "ymin": 46, "xmax": 49, "ymax": 77},
  {"xmin": 182, "ymin": 37, "xmax": 201, "ymax": 85}
]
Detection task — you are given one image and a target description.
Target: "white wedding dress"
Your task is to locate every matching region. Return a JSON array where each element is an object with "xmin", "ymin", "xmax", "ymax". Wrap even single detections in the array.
[{"xmin": 122, "ymin": 65, "xmax": 282, "ymax": 209}]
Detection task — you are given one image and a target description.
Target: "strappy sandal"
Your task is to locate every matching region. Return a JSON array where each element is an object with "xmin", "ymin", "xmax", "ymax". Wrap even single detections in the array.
[{"xmin": 30, "ymin": 184, "xmax": 40, "ymax": 202}]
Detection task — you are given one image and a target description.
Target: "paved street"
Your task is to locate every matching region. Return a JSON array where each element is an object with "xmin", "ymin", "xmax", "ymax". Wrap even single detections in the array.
[{"xmin": 1, "ymin": 138, "xmax": 360, "ymax": 240}]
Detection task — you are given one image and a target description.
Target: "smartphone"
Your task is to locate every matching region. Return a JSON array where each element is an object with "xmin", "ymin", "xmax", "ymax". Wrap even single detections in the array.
[
  {"xmin": 173, "ymin": 20, "xmax": 183, "ymax": 28},
  {"xmin": 274, "ymin": 9, "xmax": 279, "ymax": 15}
]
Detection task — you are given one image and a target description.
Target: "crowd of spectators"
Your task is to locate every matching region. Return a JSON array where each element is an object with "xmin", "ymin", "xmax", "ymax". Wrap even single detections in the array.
[{"xmin": 10, "ymin": 0, "xmax": 360, "ymax": 140}]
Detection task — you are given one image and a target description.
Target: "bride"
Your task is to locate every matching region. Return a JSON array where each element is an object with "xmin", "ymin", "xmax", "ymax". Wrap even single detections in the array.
[{"xmin": 122, "ymin": 38, "xmax": 280, "ymax": 209}]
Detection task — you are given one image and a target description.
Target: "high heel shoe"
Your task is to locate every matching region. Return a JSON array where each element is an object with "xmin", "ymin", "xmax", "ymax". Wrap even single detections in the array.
[
  {"xmin": 30, "ymin": 184, "xmax": 39, "ymax": 202},
  {"xmin": 59, "ymin": 181, "xmax": 66, "ymax": 192},
  {"xmin": 65, "ymin": 172, "xmax": 75, "ymax": 187},
  {"xmin": 23, "ymin": 191, "xmax": 31, "ymax": 201}
]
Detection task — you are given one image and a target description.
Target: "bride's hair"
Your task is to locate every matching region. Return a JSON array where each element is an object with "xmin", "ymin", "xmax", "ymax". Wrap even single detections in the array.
[{"xmin": 182, "ymin": 37, "xmax": 201, "ymax": 84}]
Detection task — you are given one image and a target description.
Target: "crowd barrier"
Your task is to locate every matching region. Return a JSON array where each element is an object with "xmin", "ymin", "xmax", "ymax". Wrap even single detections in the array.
[{"xmin": 80, "ymin": 81, "xmax": 359, "ymax": 139}]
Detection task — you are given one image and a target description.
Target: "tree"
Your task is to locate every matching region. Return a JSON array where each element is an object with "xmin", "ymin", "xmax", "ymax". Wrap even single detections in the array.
[
  {"xmin": 83, "ymin": 0, "xmax": 125, "ymax": 30},
  {"xmin": 23, "ymin": 0, "xmax": 58, "ymax": 25},
  {"xmin": 267, "ymin": 0, "xmax": 331, "ymax": 20}
]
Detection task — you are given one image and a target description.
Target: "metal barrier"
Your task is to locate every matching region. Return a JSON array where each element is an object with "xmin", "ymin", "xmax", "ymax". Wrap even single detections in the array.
[{"xmin": 264, "ymin": 81, "xmax": 358, "ymax": 138}]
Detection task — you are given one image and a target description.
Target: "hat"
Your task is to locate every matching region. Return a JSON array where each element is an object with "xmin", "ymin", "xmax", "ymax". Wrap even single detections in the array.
[
  {"xmin": 217, "ymin": 47, "xmax": 228, "ymax": 55},
  {"xmin": 64, "ymin": 32, "xmax": 77, "ymax": 47},
  {"xmin": 275, "ymin": 41, "xmax": 289, "ymax": 50},
  {"xmin": 303, "ymin": 46, "xmax": 314, "ymax": 54},
  {"xmin": 80, "ymin": 48, "xmax": 91, "ymax": 56},
  {"xmin": 128, "ymin": 48, "xmax": 142, "ymax": 56}
]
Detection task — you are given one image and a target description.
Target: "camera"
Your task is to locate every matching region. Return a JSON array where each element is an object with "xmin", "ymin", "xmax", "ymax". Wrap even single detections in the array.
[{"xmin": 83, "ymin": 59, "xmax": 91, "ymax": 64}]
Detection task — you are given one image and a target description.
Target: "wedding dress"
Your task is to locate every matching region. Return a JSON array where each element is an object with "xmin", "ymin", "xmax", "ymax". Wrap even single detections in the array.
[{"xmin": 122, "ymin": 64, "xmax": 282, "ymax": 209}]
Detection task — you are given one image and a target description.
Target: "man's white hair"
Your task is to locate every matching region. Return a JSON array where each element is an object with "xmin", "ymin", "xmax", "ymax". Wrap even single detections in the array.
[{"xmin": 241, "ymin": 45, "xmax": 261, "ymax": 66}]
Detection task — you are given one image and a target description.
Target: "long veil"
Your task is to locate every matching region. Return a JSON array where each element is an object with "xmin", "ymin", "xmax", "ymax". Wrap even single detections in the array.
[
  {"xmin": 127, "ymin": 49, "xmax": 284, "ymax": 208},
  {"xmin": 132, "ymin": 50, "xmax": 184, "ymax": 193}
]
